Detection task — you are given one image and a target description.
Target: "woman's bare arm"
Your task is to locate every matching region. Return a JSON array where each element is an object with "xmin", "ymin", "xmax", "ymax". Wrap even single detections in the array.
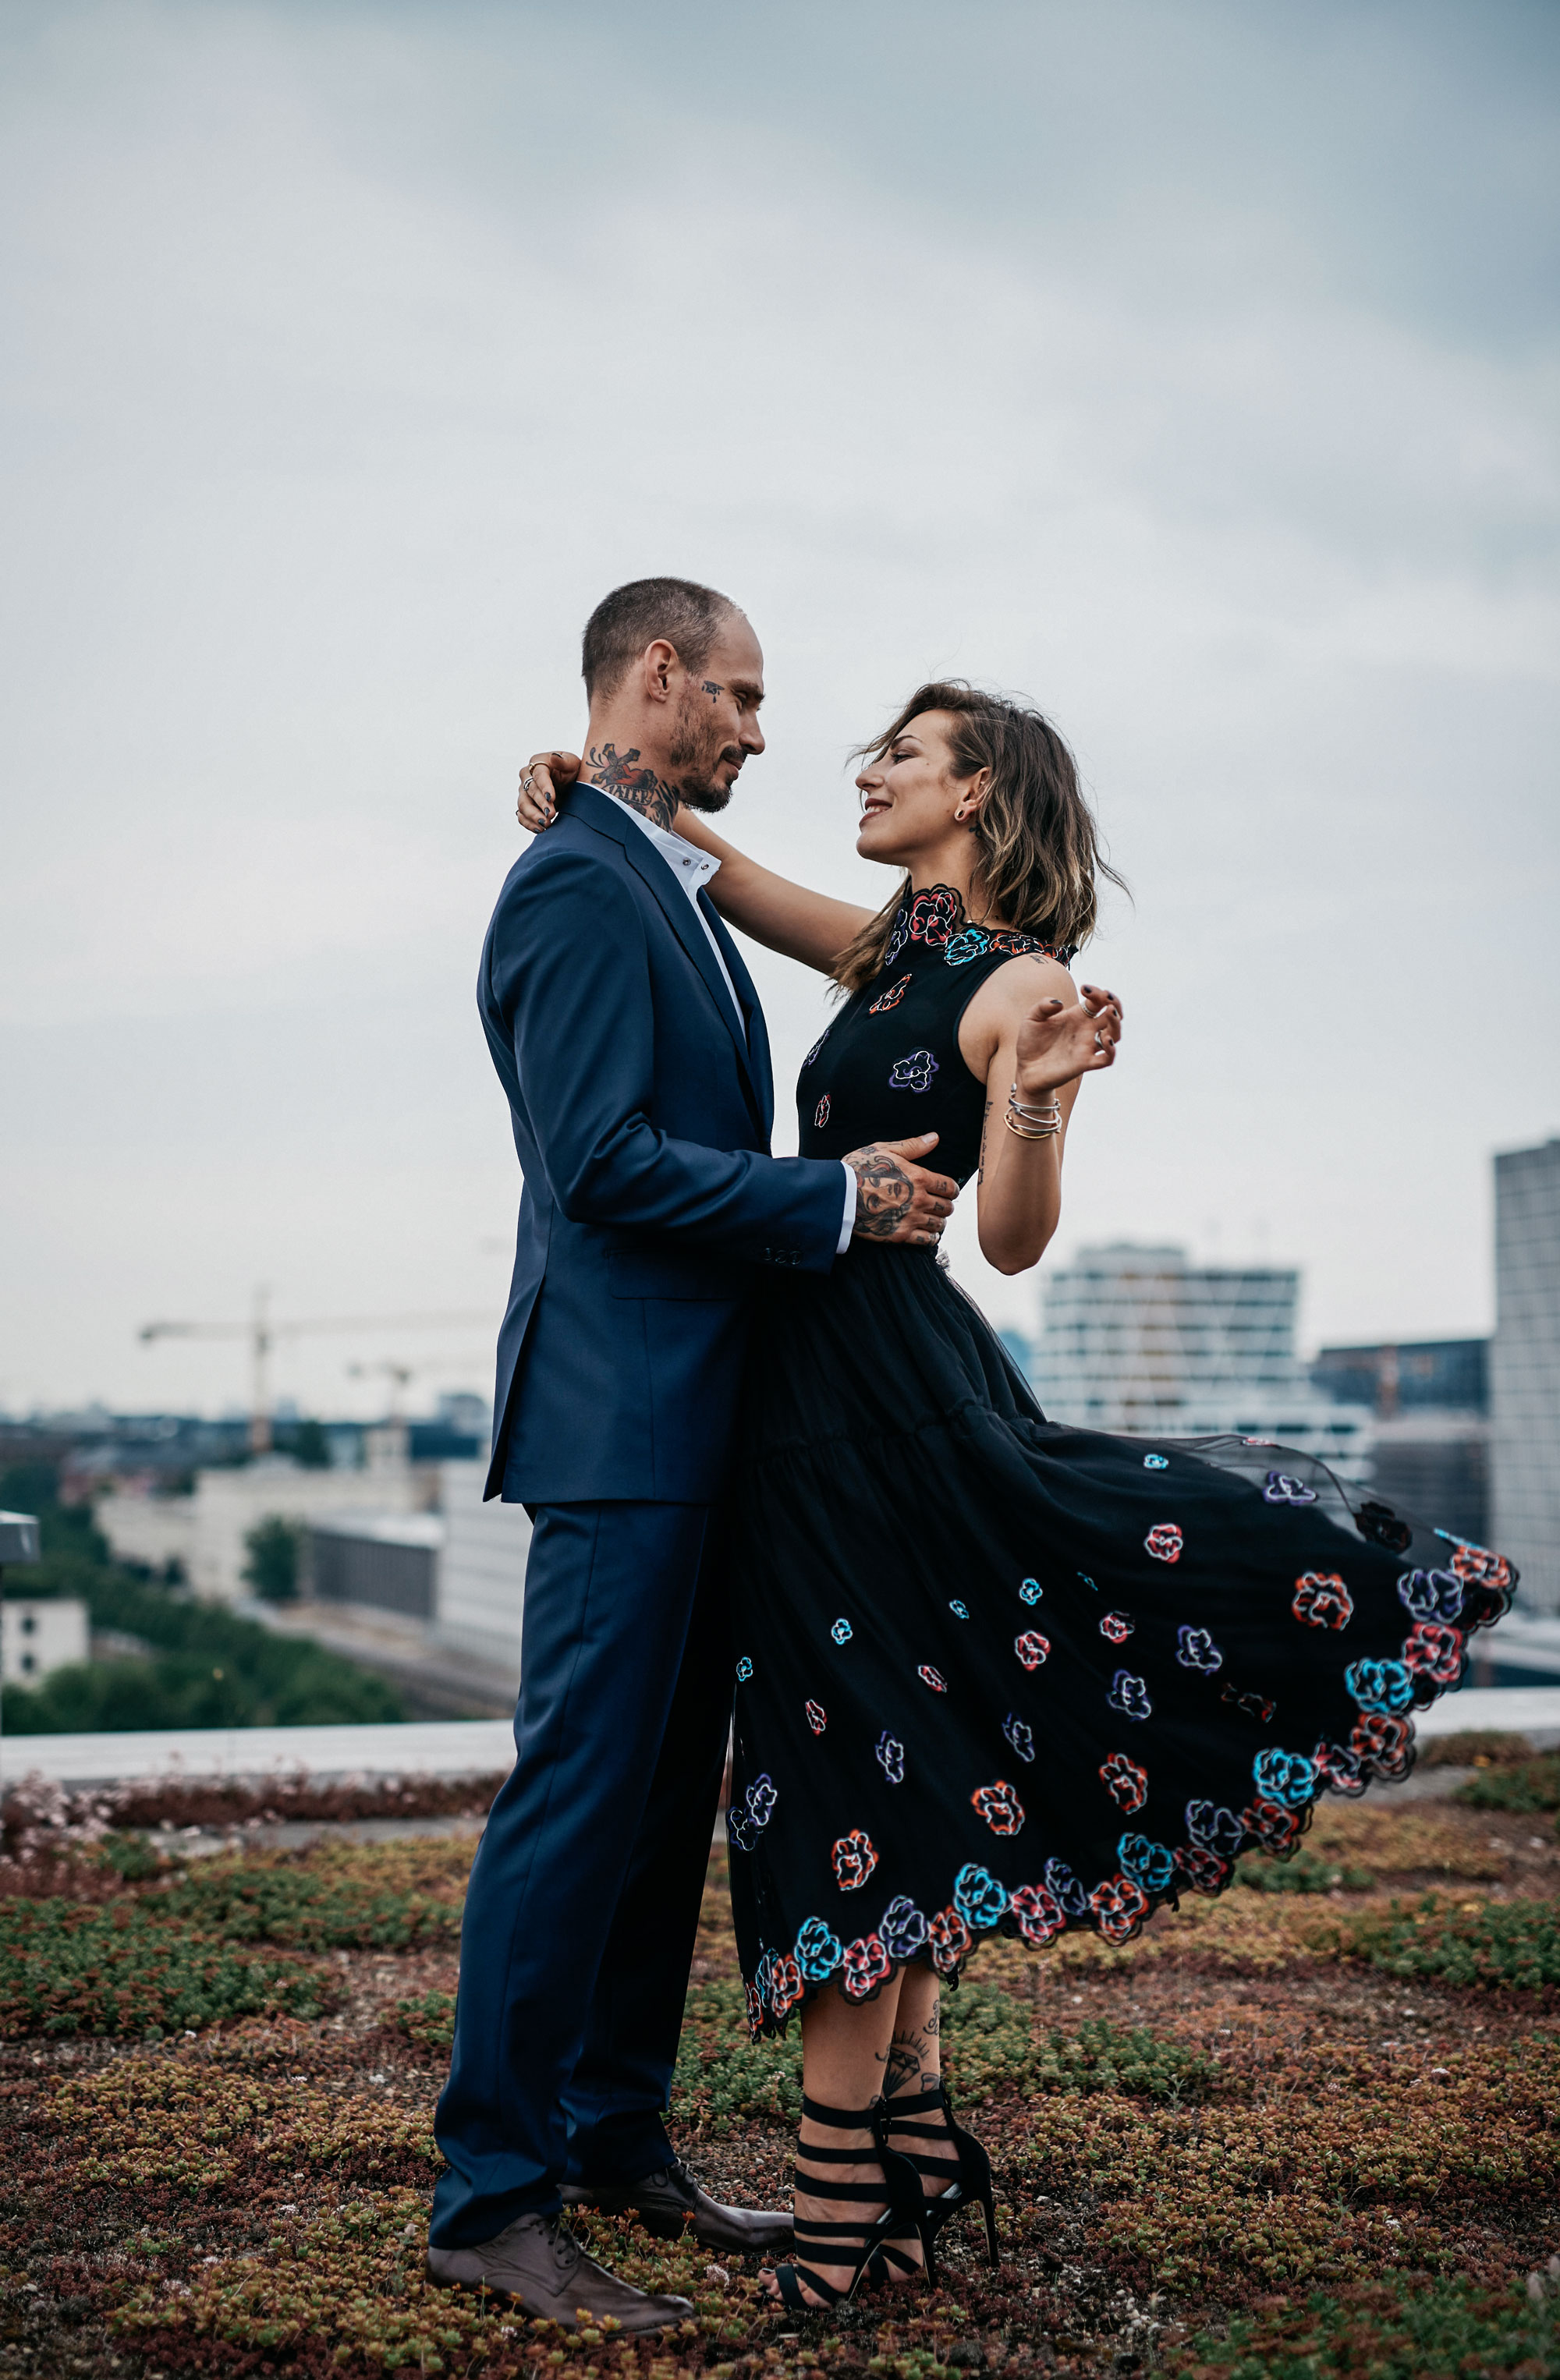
[
  {"xmin": 956, "ymin": 958, "xmax": 1122, "ymax": 1275},
  {"xmin": 518, "ymin": 752, "xmax": 877, "ymax": 976}
]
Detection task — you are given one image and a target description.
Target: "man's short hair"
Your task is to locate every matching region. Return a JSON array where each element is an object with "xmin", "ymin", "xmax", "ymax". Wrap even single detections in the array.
[{"xmin": 580, "ymin": 576, "xmax": 737, "ymax": 700}]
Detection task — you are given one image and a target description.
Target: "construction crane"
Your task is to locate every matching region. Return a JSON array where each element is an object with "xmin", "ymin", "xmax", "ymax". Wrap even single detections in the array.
[
  {"xmin": 346, "ymin": 1355, "xmax": 488, "ymax": 1464},
  {"xmin": 139, "ymin": 1287, "xmax": 493, "ymax": 1453}
]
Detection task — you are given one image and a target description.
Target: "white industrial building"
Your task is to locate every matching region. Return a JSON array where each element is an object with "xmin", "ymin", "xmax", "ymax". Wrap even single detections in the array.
[
  {"xmin": 1030, "ymin": 1242, "xmax": 1373, "ymax": 1475},
  {"xmin": 1492, "ymin": 1136, "xmax": 1560, "ymax": 1615},
  {"xmin": 1, "ymin": 1597, "xmax": 88, "ymax": 1686}
]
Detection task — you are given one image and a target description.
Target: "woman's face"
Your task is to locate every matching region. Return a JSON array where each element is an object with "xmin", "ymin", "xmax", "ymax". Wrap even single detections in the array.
[{"xmin": 854, "ymin": 710, "xmax": 977, "ymax": 866}]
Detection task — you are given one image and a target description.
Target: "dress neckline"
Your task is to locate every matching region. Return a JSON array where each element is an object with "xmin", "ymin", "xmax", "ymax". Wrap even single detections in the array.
[{"xmin": 880, "ymin": 883, "xmax": 1071, "ymax": 972}]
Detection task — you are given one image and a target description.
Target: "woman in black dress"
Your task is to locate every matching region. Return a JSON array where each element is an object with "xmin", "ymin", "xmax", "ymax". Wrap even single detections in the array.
[{"xmin": 518, "ymin": 685, "xmax": 1513, "ymax": 2311}]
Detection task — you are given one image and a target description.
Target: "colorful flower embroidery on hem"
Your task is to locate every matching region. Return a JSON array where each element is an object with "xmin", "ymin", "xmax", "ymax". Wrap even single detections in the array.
[
  {"xmin": 953, "ymin": 1862, "xmax": 1009, "ymax": 1928},
  {"xmin": 795, "ymin": 1917, "xmax": 843, "ymax": 1981},
  {"xmin": 1090, "ymin": 1873, "xmax": 1150, "ymax": 1946},
  {"xmin": 840, "ymin": 1933, "xmax": 892, "ymax": 1999},
  {"xmin": 1264, "ymin": 1470, "xmax": 1317, "ymax": 1506},
  {"xmin": 1399, "ymin": 1567, "xmax": 1464, "ymax": 1623},
  {"xmin": 879, "ymin": 1897, "xmax": 927, "ymax": 1960},
  {"xmin": 1008, "ymin": 1882, "xmax": 1065, "ymax": 1945},
  {"xmin": 1346, "ymin": 1656, "xmax": 1414, "ymax": 1715},
  {"xmin": 1402, "ymin": 1620, "xmax": 1464, "ymax": 1684},
  {"xmin": 1117, "ymin": 1833, "xmax": 1174, "ymax": 1892},
  {"xmin": 1144, "ymin": 1522, "xmax": 1183, "ymax": 1564}
]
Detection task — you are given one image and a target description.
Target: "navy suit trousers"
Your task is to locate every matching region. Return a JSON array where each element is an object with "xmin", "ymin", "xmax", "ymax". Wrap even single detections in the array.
[{"xmin": 429, "ymin": 1500, "xmax": 732, "ymax": 2247}]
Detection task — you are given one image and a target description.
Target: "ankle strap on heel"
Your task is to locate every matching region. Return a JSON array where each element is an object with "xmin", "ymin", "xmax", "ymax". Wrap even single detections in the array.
[{"xmin": 800, "ymin": 2094, "xmax": 888, "ymax": 2128}]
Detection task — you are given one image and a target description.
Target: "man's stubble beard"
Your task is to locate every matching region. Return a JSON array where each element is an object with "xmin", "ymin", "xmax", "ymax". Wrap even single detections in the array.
[{"xmin": 667, "ymin": 688, "xmax": 739, "ymax": 815}]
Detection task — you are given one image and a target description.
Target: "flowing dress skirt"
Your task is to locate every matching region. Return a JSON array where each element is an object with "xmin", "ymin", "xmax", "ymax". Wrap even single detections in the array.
[{"xmin": 725, "ymin": 1245, "xmax": 1512, "ymax": 2037}]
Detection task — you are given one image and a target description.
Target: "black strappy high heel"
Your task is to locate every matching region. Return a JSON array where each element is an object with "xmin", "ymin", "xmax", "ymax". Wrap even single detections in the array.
[
  {"xmin": 768, "ymin": 2095, "xmax": 929, "ymax": 2311},
  {"xmin": 879, "ymin": 2081, "xmax": 999, "ymax": 2272}
]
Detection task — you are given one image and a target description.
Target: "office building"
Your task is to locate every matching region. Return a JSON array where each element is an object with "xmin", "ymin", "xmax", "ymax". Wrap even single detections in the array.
[
  {"xmin": 1310, "ymin": 1338, "xmax": 1489, "ymax": 1547},
  {"xmin": 1492, "ymin": 1136, "xmax": 1560, "ymax": 1615},
  {"xmin": 1030, "ymin": 1243, "xmax": 1371, "ymax": 1473}
]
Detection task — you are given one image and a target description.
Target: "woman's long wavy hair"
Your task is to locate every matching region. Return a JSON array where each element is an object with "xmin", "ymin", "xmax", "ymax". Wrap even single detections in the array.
[{"xmin": 830, "ymin": 682, "xmax": 1126, "ymax": 995}]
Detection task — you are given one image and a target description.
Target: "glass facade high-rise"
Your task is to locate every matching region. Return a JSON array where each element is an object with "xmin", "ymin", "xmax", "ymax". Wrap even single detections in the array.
[
  {"xmin": 1492, "ymin": 1137, "xmax": 1560, "ymax": 1616},
  {"xmin": 1029, "ymin": 1243, "xmax": 1372, "ymax": 1476}
]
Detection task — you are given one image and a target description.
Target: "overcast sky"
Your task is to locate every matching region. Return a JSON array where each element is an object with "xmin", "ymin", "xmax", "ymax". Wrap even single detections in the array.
[{"xmin": 2, "ymin": 0, "xmax": 1556, "ymax": 1422}]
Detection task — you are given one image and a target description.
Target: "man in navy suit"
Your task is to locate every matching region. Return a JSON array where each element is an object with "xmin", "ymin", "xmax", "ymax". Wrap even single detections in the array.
[{"xmin": 427, "ymin": 579, "xmax": 955, "ymax": 2329}]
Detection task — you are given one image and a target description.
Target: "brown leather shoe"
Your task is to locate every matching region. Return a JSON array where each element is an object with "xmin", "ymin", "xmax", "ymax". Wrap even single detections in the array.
[
  {"xmin": 561, "ymin": 2157, "xmax": 794, "ymax": 2254},
  {"xmin": 425, "ymin": 2211, "xmax": 692, "ymax": 2332}
]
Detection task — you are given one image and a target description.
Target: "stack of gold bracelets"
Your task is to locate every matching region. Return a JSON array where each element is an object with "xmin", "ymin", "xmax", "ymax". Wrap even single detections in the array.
[{"xmin": 1005, "ymin": 1082, "xmax": 1062, "ymax": 1141}]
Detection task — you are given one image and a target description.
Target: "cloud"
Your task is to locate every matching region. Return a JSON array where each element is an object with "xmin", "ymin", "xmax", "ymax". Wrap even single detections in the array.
[{"xmin": 0, "ymin": 0, "xmax": 1555, "ymax": 1411}]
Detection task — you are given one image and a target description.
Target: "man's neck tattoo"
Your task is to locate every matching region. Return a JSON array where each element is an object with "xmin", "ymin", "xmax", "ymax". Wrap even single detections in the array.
[{"xmin": 584, "ymin": 742, "xmax": 680, "ymax": 831}]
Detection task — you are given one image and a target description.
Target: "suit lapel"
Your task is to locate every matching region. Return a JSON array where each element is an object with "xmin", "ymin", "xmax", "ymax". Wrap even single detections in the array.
[
  {"xmin": 701, "ymin": 892, "xmax": 775, "ymax": 1138},
  {"xmin": 567, "ymin": 784, "xmax": 767, "ymax": 1133}
]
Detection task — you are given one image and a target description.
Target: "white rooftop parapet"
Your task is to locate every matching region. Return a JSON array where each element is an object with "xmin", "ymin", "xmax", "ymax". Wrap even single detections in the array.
[{"xmin": 0, "ymin": 1717, "xmax": 516, "ymax": 1789}]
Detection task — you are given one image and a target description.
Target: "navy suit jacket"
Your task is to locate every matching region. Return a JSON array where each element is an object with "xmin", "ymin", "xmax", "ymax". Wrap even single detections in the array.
[{"xmin": 479, "ymin": 783, "xmax": 848, "ymax": 1504}]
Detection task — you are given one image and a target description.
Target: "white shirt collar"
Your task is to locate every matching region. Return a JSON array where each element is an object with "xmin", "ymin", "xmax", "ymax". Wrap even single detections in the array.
[{"xmin": 593, "ymin": 785, "xmax": 721, "ymax": 891}]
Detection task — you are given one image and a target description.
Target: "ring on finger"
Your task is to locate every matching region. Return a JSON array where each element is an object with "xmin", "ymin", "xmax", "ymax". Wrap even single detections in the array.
[{"xmin": 521, "ymin": 773, "xmax": 534, "ymax": 793}]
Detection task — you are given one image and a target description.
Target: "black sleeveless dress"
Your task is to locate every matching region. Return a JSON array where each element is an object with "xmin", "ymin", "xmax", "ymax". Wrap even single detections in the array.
[{"xmin": 725, "ymin": 884, "xmax": 1516, "ymax": 2038}]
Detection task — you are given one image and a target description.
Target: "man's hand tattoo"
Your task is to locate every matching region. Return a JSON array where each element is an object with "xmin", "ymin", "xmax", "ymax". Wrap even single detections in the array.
[
  {"xmin": 846, "ymin": 1143, "xmax": 913, "ymax": 1238},
  {"xmin": 584, "ymin": 742, "xmax": 680, "ymax": 831}
]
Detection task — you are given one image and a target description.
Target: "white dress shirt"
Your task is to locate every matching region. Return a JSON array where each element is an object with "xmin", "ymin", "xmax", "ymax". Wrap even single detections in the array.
[{"xmin": 596, "ymin": 786, "xmax": 856, "ymax": 1255}]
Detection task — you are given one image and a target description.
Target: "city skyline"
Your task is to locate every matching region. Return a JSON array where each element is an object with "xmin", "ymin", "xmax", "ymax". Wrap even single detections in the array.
[{"xmin": 2, "ymin": 0, "xmax": 1556, "ymax": 1414}]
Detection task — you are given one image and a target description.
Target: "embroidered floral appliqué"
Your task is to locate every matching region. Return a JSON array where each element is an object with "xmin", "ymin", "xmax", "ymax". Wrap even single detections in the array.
[
  {"xmin": 1100, "ymin": 1751, "xmax": 1148, "ymax": 1812},
  {"xmin": 888, "ymin": 1048, "xmax": 939, "ymax": 1094},
  {"xmin": 1186, "ymin": 1801, "xmax": 1244, "ymax": 1858},
  {"xmin": 831, "ymin": 1618, "xmax": 853, "ymax": 1645},
  {"xmin": 1345, "ymin": 1656, "xmax": 1414, "ymax": 1714},
  {"xmin": 1176, "ymin": 1626, "xmax": 1223, "ymax": 1673},
  {"xmin": 879, "ymin": 1897, "xmax": 928, "ymax": 1960},
  {"xmin": 926, "ymin": 1906, "xmax": 973, "ymax": 1974},
  {"xmin": 1292, "ymin": 1573, "xmax": 1353, "ymax": 1629},
  {"xmin": 1014, "ymin": 1630, "xmax": 1051, "ymax": 1670},
  {"xmin": 1008, "ymin": 1882, "xmax": 1065, "ymax": 1945},
  {"xmin": 1100, "ymin": 1611, "xmax": 1134, "ymax": 1644},
  {"xmin": 1398, "ymin": 1567, "xmax": 1464, "ymax": 1624},
  {"xmin": 795, "ymin": 1917, "xmax": 843, "ymax": 1981},
  {"xmin": 917, "ymin": 1663, "xmax": 948, "ymax": 1692},
  {"xmin": 1118, "ymin": 1833, "xmax": 1174, "ymax": 1892},
  {"xmin": 831, "ymin": 1829, "xmax": 878, "ymax": 1891},
  {"xmin": 1252, "ymin": 1748, "xmax": 1316, "ymax": 1809},
  {"xmin": 868, "ymin": 975, "xmax": 913, "ymax": 1014},
  {"xmin": 1143, "ymin": 1454, "xmax": 1168, "ymax": 1470},
  {"xmin": 1402, "ymin": 1620, "xmax": 1464, "ymax": 1684},
  {"xmin": 1044, "ymin": 1858, "xmax": 1090, "ymax": 1918},
  {"xmin": 803, "ymin": 1029, "xmax": 831, "ymax": 1068},
  {"xmin": 1108, "ymin": 1670, "xmax": 1152, "ymax": 1721},
  {"xmin": 1174, "ymin": 1843, "xmax": 1230, "ymax": 1894},
  {"xmin": 840, "ymin": 1933, "xmax": 892, "ymax": 1999},
  {"xmin": 736, "ymin": 1656, "xmax": 753, "ymax": 1682},
  {"xmin": 814, "ymin": 1094, "xmax": 831, "ymax": 1128},
  {"xmin": 1144, "ymin": 1523, "xmax": 1183, "ymax": 1564},
  {"xmin": 971, "ymin": 1779, "xmax": 1025, "ymax": 1836},
  {"xmin": 805, "ymin": 1699, "xmax": 827, "ymax": 1734},
  {"xmin": 1003, "ymin": 1712, "xmax": 1035, "ymax": 1762},
  {"xmin": 1264, "ymin": 1470, "xmax": 1317, "ymax": 1506},
  {"xmin": 876, "ymin": 1731, "xmax": 906, "ymax": 1783},
  {"xmin": 1019, "ymin": 1578, "xmax": 1044, "ymax": 1605},
  {"xmin": 953, "ymin": 1862, "xmax": 1009, "ymax": 1926},
  {"xmin": 1090, "ymin": 1874, "xmax": 1150, "ymax": 1946},
  {"xmin": 948, "ymin": 1599, "xmax": 970, "ymax": 1618}
]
